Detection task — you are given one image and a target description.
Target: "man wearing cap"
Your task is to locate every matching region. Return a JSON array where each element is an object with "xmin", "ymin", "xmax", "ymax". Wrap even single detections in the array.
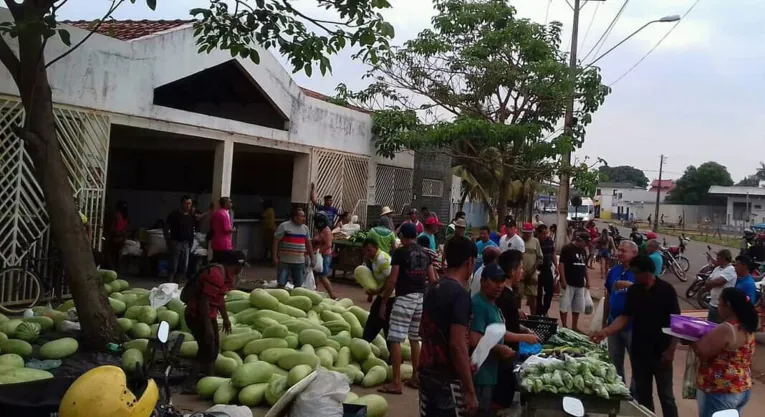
[
  {"xmin": 558, "ymin": 232, "xmax": 590, "ymax": 331},
  {"xmin": 520, "ymin": 222, "xmax": 543, "ymax": 314},
  {"xmin": 499, "ymin": 221, "xmax": 525, "ymax": 253},
  {"xmin": 380, "ymin": 206, "xmax": 396, "ymax": 231},
  {"xmin": 734, "ymin": 255, "xmax": 758, "ymax": 306},
  {"xmin": 310, "ymin": 182, "xmax": 339, "ymax": 228},
  {"xmin": 646, "ymin": 240, "xmax": 663, "ymax": 278},
  {"xmin": 704, "ymin": 248, "xmax": 737, "ymax": 322},
  {"xmin": 419, "ymin": 216, "xmax": 442, "ymax": 252},
  {"xmin": 446, "ymin": 211, "xmax": 466, "ymax": 240}
]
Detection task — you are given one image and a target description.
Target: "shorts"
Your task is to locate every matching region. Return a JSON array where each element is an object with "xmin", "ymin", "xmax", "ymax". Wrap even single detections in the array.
[
  {"xmin": 419, "ymin": 373, "xmax": 467, "ymax": 417},
  {"xmin": 388, "ymin": 292, "xmax": 424, "ymax": 343},
  {"xmin": 559, "ymin": 286, "xmax": 586, "ymax": 313},
  {"xmin": 320, "ymin": 254, "xmax": 332, "ymax": 277},
  {"xmin": 599, "ymin": 249, "xmax": 611, "ymax": 258},
  {"xmin": 520, "ymin": 272, "xmax": 538, "ymax": 297},
  {"xmin": 696, "ymin": 390, "xmax": 751, "ymax": 417}
]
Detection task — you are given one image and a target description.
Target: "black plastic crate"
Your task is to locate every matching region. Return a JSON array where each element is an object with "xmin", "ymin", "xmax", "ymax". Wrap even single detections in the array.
[
  {"xmin": 521, "ymin": 317, "xmax": 558, "ymax": 343},
  {"xmin": 343, "ymin": 403, "xmax": 367, "ymax": 417}
]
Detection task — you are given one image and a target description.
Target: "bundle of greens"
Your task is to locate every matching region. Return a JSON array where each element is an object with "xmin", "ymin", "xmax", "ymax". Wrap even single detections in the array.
[
  {"xmin": 520, "ymin": 356, "xmax": 630, "ymax": 399},
  {"xmin": 348, "ymin": 231, "xmax": 368, "ymax": 244},
  {"xmin": 546, "ymin": 328, "xmax": 609, "ymax": 362}
]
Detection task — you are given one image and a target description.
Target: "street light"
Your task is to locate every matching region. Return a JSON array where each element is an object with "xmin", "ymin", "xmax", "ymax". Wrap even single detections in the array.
[{"xmin": 588, "ymin": 15, "xmax": 682, "ymax": 67}]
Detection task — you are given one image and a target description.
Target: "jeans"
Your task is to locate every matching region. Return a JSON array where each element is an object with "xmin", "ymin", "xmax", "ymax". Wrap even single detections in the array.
[
  {"xmin": 475, "ymin": 385, "xmax": 495, "ymax": 417},
  {"xmin": 607, "ymin": 329, "xmax": 635, "ymax": 393},
  {"xmin": 633, "ymin": 357, "xmax": 678, "ymax": 417},
  {"xmin": 708, "ymin": 306, "xmax": 721, "ymax": 324},
  {"xmin": 278, "ymin": 262, "xmax": 305, "ymax": 287},
  {"xmin": 697, "ymin": 390, "xmax": 751, "ymax": 417},
  {"xmin": 169, "ymin": 241, "xmax": 190, "ymax": 277},
  {"xmin": 536, "ymin": 265, "xmax": 555, "ymax": 316}
]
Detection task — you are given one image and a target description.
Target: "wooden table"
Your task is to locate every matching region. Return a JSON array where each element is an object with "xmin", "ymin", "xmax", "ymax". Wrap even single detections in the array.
[{"xmin": 331, "ymin": 239, "xmax": 364, "ymax": 279}]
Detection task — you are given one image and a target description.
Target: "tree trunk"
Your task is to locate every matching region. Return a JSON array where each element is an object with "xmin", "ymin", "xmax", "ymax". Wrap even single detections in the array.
[
  {"xmin": 17, "ymin": 28, "xmax": 122, "ymax": 348},
  {"xmin": 497, "ymin": 177, "xmax": 509, "ymax": 224}
]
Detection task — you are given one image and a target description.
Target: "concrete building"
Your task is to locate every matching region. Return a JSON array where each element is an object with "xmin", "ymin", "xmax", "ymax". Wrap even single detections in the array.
[
  {"xmin": 593, "ymin": 182, "xmax": 641, "ymax": 219},
  {"xmin": 0, "ymin": 17, "xmax": 414, "ymax": 268},
  {"xmin": 708, "ymin": 185, "xmax": 765, "ymax": 227}
]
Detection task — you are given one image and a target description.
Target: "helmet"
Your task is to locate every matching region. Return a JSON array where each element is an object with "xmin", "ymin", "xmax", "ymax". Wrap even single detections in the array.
[
  {"xmin": 744, "ymin": 228, "xmax": 755, "ymax": 238},
  {"xmin": 59, "ymin": 365, "xmax": 159, "ymax": 417}
]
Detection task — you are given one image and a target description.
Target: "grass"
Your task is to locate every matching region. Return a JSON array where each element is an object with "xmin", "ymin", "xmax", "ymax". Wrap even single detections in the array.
[{"xmin": 659, "ymin": 228, "xmax": 740, "ymax": 249}]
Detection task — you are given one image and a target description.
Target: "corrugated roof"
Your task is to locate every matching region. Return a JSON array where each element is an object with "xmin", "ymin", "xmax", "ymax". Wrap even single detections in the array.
[
  {"xmin": 708, "ymin": 185, "xmax": 765, "ymax": 196},
  {"xmin": 63, "ymin": 19, "xmax": 193, "ymax": 41},
  {"xmin": 597, "ymin": 182, "xmax": 640, "ymax": 189}
]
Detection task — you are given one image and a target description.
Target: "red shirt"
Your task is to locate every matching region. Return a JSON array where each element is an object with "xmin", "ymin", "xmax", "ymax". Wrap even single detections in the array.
[
  {"xmin": 113, "ymin": 212, "xmax": 127, "ymax": 233},
  {"xmin": 210, "ymin": 209, "xmax": 233, "ymax": 251},
  {"xmin": 187, "ymin": 266, "xmax": 228, "ymax": 319}
]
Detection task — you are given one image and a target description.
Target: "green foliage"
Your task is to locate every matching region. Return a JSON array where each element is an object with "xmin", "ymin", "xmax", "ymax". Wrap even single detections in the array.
[
  {"xmin": 335, "ymin": 0, "xmax": 609, "ymax": 217},
  {"xmin": 191, "ymin": 0, "xmax": 395, "ymax": 76},
  {"xmin": 666, "ymin": 162, "xmax": 733, "ymax": 206},
  {"xmin": 597, "ymin": 165, "xmax": 649, "ymax": 188},
  {"xmin": 736, "ymin": 162, "xmax": 765, "ymax": 186}
]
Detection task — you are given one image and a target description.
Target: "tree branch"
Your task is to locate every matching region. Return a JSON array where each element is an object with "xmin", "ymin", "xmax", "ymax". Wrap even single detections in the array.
[{"xmin": 45, "ymin": 0, "xmax": 124, "ymax": 68}]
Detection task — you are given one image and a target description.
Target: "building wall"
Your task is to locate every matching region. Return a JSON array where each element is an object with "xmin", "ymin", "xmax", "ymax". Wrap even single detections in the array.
[
  {"xmin": 412, "ymin": 152, "xmax": 453, "ymax": 221},
  {"xmin": 725, "ymin": 196, "xmax": 765, "ymax": 226},
  {"xmin": 616, "ymin": 203, "xmax": 725, "ymax": 225}
]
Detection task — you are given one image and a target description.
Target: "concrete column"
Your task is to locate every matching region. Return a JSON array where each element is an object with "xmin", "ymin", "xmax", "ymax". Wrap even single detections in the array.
[
  {"xmin": 212, "ymin": 139, "xmax": 234, "ymax": 206},
  {"xmin": 291, "ymin": 153, "xmax": 311, "ymax": 203}
]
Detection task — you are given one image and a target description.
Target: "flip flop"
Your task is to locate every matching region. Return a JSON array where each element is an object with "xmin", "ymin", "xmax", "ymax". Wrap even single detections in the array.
[{"xmin": 378, "ymin": 386, "xmax": 403, "ymax": 395}]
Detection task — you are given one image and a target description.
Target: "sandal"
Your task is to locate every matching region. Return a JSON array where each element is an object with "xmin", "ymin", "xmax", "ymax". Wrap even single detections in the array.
[{"xmin": 378, "ymin": 386, "xmax": 403, "ymax": 395}]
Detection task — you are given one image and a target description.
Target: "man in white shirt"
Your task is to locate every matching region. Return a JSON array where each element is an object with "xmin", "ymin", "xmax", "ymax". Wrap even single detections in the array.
[
  {"xmin": 470, "ymin": 246, "xmax": 501, "ymax": 296},
  {"xmin": 500, "ymin": 222, "xmax": 525, "ymax": 253},
  {"xmin": 704, "ymin": 249, "xmax": 737, "ymax": 323}
]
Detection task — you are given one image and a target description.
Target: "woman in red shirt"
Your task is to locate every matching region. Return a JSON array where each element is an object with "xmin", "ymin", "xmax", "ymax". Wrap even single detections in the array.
[{"xmin": 105, "ymin": 201, "xmax": 128, "ymax": 272}]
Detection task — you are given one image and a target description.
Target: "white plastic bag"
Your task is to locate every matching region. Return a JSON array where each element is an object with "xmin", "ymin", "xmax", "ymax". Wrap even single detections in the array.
[
  {"xmin": 205, "ymin": 405, "xmax": 253, "ymax": 417},
  {"xmin": 290, "ymin": 370, "xmax": 349, "ymax": 417},
  {"xmin": 470, "ymin": 323, "xmax": 506, "ymax": 370},
  {"xmin": 303, "ymin": 268, "xmax": 317, "ymax": 291},
  {"xmin": 584, "ymin": 289, "xmax": 595, "ymax": 315},
  {"xmin": 682, "ymin": 349, "xmax": 698, "ymax": 399},
  {"xmin": 313, "ymin": 251, "xmax": 324, "ymax": 273},
  {"xmin": 589, "ymin": 297, "xmax": 605, "ymax": 332},
  {"xmin": 149, "ymin": 283, "xmax": 181, "ymax": 309}
]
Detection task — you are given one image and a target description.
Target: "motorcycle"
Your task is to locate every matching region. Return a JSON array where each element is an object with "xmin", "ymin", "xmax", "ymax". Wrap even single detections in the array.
[
  {"xmin": 660, "ymin": 243, "xmax": 688, "ymax": 282},
  {"xmin": 664, "ymin": 235, "xmax": 691, "ymax": 272},
  {"xmin": 686, "ymin": 245, "xmax": 715, "ymax": 300}
]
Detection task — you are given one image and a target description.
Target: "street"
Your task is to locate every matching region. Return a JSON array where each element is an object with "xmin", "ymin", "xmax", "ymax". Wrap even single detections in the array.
[{"xmin": 536, "ymin": 214, "xmax": 733, "ymax": 310}]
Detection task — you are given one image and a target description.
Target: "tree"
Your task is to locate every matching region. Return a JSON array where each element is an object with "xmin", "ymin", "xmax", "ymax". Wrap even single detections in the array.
[
  {"xmin": 335, "ymin": 0, "xmax": 609, "ymax": 222},
  {"xmin": 597, "ymin": 165, "xmax": 648, "ymax": 188},
  {"xmin": 736, "ymin": 162, "xmax": 765, "ymax": 186},
  {"xmin": 0, "ymin": 0, "xmax": 393, "ymax": 347},
  {"xmin": 666, "ymin": 161, "xmax": 733, "ymax": 206}
]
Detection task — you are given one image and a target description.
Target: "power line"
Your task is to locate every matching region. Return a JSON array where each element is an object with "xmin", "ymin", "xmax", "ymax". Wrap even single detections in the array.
[
  {"xmin": 545, "ymin": 0, "xmax": 553, "ymax": 24},
  {"xmin": 579, "ymin": 1, "xmax": 601, "ymax": 51},
  {"xmin": 609, "ymin": 0, "xmax": 702, "ymax": 86},
  {"xmin": 581, "ymin": 0, "xmax": 629, "ymax": 62}
]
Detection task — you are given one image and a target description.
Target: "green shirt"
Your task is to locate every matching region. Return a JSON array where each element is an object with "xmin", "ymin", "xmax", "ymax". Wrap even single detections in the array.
[
  {"xmin": 368, "ymin": 226, "xmax": 396, "ymax": 255},
  {"xmin": 470, "ymin": 293, "xmax": 504, "ymax": 386}
]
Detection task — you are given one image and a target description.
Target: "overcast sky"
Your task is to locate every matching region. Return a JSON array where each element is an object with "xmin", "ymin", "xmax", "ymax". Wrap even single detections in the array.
[{"xmin": 57, "ymin": 0, "xmax": 764, "ymax": 183}]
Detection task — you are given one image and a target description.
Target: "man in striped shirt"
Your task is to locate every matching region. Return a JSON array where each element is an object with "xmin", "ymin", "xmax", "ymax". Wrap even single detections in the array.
[{"xmin": 273, "ymin": 207, "xmax": 314, "ymax": 288}]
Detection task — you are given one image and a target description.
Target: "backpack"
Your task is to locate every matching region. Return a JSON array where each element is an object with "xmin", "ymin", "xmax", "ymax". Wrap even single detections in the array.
[{"xmin": 180, "ymin": 263, "xmax": 226, "ymax": 304}]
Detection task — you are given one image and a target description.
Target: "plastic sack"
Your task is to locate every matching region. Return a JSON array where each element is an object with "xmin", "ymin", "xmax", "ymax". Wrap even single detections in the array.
[
  {"xmin": 470, "ymin": 323, "xmax": 506, "ymax": 370},
  {"xmin": 303, "ymin": 268, "xmax": 317, "ymax": 291},
  {"xmin": 290, "ymin": 370, "xmax": 349, "ymax": 417},
  {"xmin": 589, "ymin": 297, "xmax": 605, "ymax": 332},
  {"xmin": 202, "ymin": 405, "xmax": 254, "ymax": 417},
  {"xmin": 584, "ymin": 289, "xmax": 595, "ymax": 315},
  {"xmin": 148, "ymin": 283, "xmax": 181, "ymax": 309},
  {"xmin": 682, "ymin": 349, "xmax": 698, "ymax": 399},
  {"xmin": 313, "ymin": 251, "xmax": 324, "ymax": 273}
]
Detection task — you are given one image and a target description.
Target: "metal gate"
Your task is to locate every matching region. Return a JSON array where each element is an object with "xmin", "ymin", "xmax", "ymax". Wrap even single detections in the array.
[
  {"xmin": 375, "ymin": 164, "xmax": 413, "ymax": 214},
  {"xmin": 0, "ymin": 96, "xmax": 110, "ymax": 305},
  {"xmin": 313, "ymin": 149, "xmax": 369, "ymax": 227}
]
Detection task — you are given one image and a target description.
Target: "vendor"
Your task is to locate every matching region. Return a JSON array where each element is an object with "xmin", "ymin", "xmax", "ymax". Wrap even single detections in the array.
[{"xmin": 360, "ymin": 238, "xmax": 393, "ymax": 344}]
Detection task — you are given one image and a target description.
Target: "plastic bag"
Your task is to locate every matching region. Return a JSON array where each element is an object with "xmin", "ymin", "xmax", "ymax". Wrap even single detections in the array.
[
  {"xmin": 303, "ymin": 268, "xmax": 317, "ymax": 291},
  {"xmin": 149, "ymin": 283, "xmax": 181, "ymax": 309},
  {"xmin": 313, "ymin": 251, "xmax": 324, "ymax": 273},
  {"xmin": 470, "ymin": 323, "xmax": 506, "ymax": 370},
  {"xmin": 589, "ymin": 297, "xmax": 605, "ymax": 332},
  {"xmin": 290, "ymin": 370, "xmax": 349, "ymax": 417},
  {"xmin": 682, "ymin": 349, "xmax": 698, "ymax": 399},
  {"xmin": 204, "ymin": 405, "xmax": 254, "ymax": 417},
  {"xmin": 584, "ymin": 289, "xmax": 594, "ymax": 315}
]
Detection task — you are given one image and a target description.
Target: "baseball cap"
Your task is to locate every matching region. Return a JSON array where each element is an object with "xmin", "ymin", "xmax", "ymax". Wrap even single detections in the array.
[
  {"xmin": 425, "ymin": 217, "xmax": 443, "ymax": 227},
  {"xmin": 399, "ymin": 223, "xmax": 418, "ymax": 239},
  {"xmin": 454, "ymin": 218, "xmax": 467, "ymax": 228},
  {"xmin": 481, "ymin": 264, "xmax": 506, "ymax": 282},
  {"xmin": 521, "ymin": 222, "xmax": 534, "ymax": 233}
]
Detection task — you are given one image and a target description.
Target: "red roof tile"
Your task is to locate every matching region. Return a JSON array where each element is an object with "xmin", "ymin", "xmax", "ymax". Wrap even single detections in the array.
[{"xmin": 63, "ymin": 19, "xmax": 193, "ymax": 41}]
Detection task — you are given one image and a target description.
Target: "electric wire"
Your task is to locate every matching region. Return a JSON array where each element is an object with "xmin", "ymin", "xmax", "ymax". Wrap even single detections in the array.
[
  {"xmin": 581, "ymin": 0, "xmax": 629, "ymax": 62},
  {"xmin": 580, "ymin": 1, "xmax": 601, "ymax": 51}
]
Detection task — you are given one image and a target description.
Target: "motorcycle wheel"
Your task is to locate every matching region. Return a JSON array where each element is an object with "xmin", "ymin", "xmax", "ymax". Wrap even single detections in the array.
[
  {"xmin": 697, "ymin": 287, "xmax": 711, "ymax": 309},
  {"xmin": 671, "ymin": 262, "xmax": 688, "ymax": 282},
  {"xmin": 677, "ymin": 256, "xmax": 690, "ymax": 272},
  {"xmin": 685, "ymin": 280, "xmax": 703, "ymax": 299}
]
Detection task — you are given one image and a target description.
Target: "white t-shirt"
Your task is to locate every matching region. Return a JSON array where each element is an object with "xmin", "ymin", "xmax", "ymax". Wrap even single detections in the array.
[
  {"xmin": 500, "ymin": 233, "xmax": 525, "ymax": 253},
  {"xmin": 709, "ymin": 264, "xmax": 737, "ymax": 307},
  {"xmin": 470, "ymin": 265, "xmax": 484, "ymax": 296}
]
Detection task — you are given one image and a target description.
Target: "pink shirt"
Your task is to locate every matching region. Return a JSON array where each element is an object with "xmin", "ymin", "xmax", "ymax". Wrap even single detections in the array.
[{"xmin": 210, "ymin": 209, "xmax": 233, "ymax": 251}]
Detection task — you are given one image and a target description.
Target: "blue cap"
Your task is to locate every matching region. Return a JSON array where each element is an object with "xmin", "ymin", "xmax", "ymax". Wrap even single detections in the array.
[
  {"xmin": 400, "ymin": 223, "xmax": 417, "ymax": 239},
  {"xmin": 481, "ymin": 264, "xmax": 505, "ymax": 282}
]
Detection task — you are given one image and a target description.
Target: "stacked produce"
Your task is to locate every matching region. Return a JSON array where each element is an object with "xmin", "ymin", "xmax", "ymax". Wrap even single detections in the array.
[
  {"xmin": 520, "ymin": 356, "xmax": 630, "ymax": 399},
  {"xmin": 544, "ymin": 328, "xmax": 610, "ymax": 362}
]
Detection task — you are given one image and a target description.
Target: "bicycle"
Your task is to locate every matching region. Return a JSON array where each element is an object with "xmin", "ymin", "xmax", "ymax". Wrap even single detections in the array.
[{"xmin": 0, "ymin": 239, "xmax": 67, "ymax": 314}]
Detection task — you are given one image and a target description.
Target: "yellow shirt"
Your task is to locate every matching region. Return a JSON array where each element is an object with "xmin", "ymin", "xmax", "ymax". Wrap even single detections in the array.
[{"xmin": 262, "ymin": 208, "xmax": 276, "ymax": 231}]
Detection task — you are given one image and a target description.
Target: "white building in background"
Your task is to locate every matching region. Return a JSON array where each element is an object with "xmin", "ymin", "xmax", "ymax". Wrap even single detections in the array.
[
  {"xmin": 708, "ymin": 184, "xmax": 765, "ymax": 227},
  {"xmin": 0, "ymin": 15, "xmax": 413, "ymax": 266},
  {"xmin": 593, "ymin": 182, "xmax": 641, "ymax": 220}
]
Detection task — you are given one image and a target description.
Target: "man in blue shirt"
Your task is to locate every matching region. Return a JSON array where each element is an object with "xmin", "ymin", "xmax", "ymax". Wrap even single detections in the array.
[
  {"xmin": 646, "ymin": 240, "xmax": 663, "ymax": 278},
  {"xmin": 734, "ymin": 255, "xmax": 758, "ymax": 306},
  {"xmin": 310, "ymin": 183, "xmax": 339, "ymax": 227},
  {"xmin": 475, "ymin": 226, "xmax": 498, "ymax": 272},
  {"xmin": 604, "ymin": 240, "xmax": 638, "ymax": 387}
]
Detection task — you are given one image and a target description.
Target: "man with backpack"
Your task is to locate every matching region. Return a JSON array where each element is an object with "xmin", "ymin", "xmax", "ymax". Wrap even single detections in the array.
[{"xmin": 182, "ymin": 250, "xmax": 245, "ymax": 389}]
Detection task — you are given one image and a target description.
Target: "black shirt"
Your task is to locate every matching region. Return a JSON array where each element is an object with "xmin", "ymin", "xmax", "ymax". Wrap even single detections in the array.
[
  {"xmin": 391, "ymin": 244, "xmax": 430, "ymax": 296},
  {"xmin": 166, "ymin": 210, "xmax": 196, "ymax": 243},
  {"xmin": 622, "ymin": 278, "xmax": 680, "ymax": 361},
  {"xmin": 540, "ymin": 237, "xmax": 556, "ymax": 268},
  {"xmin": 495, "ymin": 286, "xmax": 521, "ymax": 351},
  {"xmin": 418, "ymin": 277, "xmax": 471, "ymax": 379},
  {"xmin": 559, "ymin": 243, "xmax": 587, "ymax": 287}
]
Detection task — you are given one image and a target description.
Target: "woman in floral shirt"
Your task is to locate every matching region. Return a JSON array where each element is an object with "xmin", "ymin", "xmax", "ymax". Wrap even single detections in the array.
[{"xmin": 692, "ymin": 287, "xmax": 758, "ymax": 417}]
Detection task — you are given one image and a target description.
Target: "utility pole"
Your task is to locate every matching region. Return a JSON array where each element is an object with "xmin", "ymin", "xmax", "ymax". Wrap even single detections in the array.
[{"xmin": 653, "ymin": 154, "xmax": 665, "ymax": 232}]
